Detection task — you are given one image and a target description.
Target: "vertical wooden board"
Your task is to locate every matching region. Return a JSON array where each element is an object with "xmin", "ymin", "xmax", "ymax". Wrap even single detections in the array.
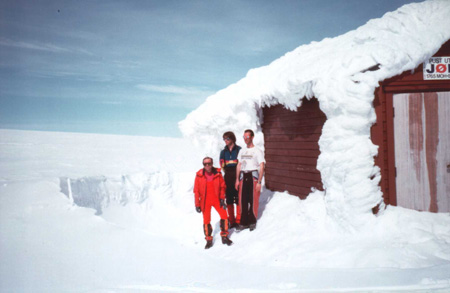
[
  {"xmin": 424, "ymin": 92, "xmax": 439, "ymax": 212},
  {"xmin": 394, "ymin": 93, "xmax": 412, "ymax": 209},
  {"xmin": 394, "ymin": 93, "xmax": 430, "ymax": 211},
  {"xmin": 436, "ymin": 92, "xmax": 450, "ymax": 212},
  {"xmin": 371, "ymin": 88, "xmax": 390, "ymax": 205},
  {"xmin": 386, "ymin": 93, "xmax": 397, "ymax": 206}
]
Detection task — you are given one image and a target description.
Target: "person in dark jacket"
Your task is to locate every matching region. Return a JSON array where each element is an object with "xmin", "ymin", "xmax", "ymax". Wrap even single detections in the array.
[
  {"xmin": 219, "ymin": 131, "xmax": 241, "ymax": 228},
  {"xmin": 194, "ymin": 157, "xmax": 233, "ymax": 249}
]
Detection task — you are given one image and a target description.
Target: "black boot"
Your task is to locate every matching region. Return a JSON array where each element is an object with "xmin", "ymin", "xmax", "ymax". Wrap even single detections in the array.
[
  {"xmin": 220, "ymin": 219, "xmax": 229, "ymax": 232},
  {"xmin": 236, "ymin": 224, "xmax": 249, "ymax": 231},
  {"xmin": 203, "ymin": 224, "xmax": 213, "ymax": 249},
  {"xmin": 205, "ymin": 239, "xmax": 213, "ymax": 249},
  {"xmin": 222, "ymin": 236, "xmax": 233, "ymax": 246}
]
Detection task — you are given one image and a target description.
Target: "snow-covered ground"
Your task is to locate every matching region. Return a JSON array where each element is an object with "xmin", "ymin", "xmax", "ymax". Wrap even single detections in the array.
[{"xmin": 1, "ymin": 129, "xmax": 450, "ymax": 292}]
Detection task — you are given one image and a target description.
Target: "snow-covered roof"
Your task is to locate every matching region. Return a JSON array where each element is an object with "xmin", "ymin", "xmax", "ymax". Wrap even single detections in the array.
[{"xmin": 179, "ymin": 0, "xmax": 450, "ymax": 225}]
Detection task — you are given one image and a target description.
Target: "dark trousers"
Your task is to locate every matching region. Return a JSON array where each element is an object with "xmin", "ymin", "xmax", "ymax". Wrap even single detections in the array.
[
  {"xmin": 224, "ymin": 167, "xmax": 238, "ymax": 204},
  {"xmin": 224, "ymin": 167, "xmax": 239, "ymax": 224},
  {"xmin": 240, "ymin": 172, "xmax": 256, "ymax": 226}
]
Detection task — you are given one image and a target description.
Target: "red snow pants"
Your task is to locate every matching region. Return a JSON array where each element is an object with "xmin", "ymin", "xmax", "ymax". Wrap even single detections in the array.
[
  {"xmin": 202, "ymin": 181, "xmax": 228, "ymax": 224},
  {"xmin": 203, "ymin": 181, "xmax": 228, "ymax": 240}
]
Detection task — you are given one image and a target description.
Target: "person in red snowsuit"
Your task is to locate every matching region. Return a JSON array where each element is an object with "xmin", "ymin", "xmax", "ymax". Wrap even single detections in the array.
[{"xmin": 194, "ymin": 157, "xmax": 233, "ymax": 249}]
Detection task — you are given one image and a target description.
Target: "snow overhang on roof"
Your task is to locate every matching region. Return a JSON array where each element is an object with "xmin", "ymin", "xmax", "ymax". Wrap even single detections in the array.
[{"xmin": 179, "ymin": 0, "xmax": 450, "ymax": 226}]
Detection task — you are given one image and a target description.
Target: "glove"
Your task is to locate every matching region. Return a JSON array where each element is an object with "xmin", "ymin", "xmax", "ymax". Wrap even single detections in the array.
[
  {"xmin": 196, "ymin": 206, "xmax": 201, "ymax": 213},
  {"xmin": 220, "ymin": 199, "xmax": 227, "ymax": 210}
]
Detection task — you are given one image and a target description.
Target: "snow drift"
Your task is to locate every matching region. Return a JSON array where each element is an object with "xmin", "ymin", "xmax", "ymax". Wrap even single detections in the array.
[
  {"xmin": 179, "ymin": 0, "xmax": 450, "ymax": 227},
  {"xmin": 58, "ymin": 173, "xmax": 450, "ymax": 270},
  {"xmin": 2, "ymin": 129, "xmax": 450, "ymax": 292}
]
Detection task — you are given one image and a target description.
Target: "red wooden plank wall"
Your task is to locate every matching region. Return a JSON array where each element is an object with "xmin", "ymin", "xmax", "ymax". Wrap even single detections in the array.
[
  {"xmin": 262, "ymin": 98, "xmax": 326, "ymax": 199},
  {"xmin": 371, "ymin": 87, "xmax": 392, "ymax": 205}
]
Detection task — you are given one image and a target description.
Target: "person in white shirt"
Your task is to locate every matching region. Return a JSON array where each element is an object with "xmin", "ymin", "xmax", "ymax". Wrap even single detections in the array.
[{"xmin": 234, "ymin": 129, "xmax": 265, "ymax": 231}]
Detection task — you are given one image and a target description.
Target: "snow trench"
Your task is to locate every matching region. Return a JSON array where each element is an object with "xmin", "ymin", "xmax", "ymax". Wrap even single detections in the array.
[
  {"xmin": 58, "ymin": 171, "xmax": 197, "ymax": 239},
  {"xmin": 59, "ymin": 172, "xmax": 173, "ymax": 215}
]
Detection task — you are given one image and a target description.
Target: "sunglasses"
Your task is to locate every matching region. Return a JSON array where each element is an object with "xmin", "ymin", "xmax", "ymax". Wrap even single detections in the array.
[
  {"xmin": 243, "ymin": 135, "xmax": 251, "ymax": 139},
  {"xmin": 203, "ymin": 162, "xmax": 212, "ymax": 166},
  {"xmin": 223, "ymin": 137, "xmax": 231, "ymax": 141}
]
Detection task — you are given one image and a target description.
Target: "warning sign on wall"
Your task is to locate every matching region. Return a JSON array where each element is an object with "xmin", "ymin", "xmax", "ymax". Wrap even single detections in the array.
[{"xmin": 423, "ymin": 57, "xmax": 450, "ymax": 80}]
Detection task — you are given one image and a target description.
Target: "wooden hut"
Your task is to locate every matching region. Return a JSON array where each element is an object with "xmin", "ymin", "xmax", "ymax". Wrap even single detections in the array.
[
  {"xmin": 181, "ymin": 1, "xmax": 450, "ymax": 217},
  {"xmin": 262, "ymin": 40, "xmax": 450, "ymax": 213}
]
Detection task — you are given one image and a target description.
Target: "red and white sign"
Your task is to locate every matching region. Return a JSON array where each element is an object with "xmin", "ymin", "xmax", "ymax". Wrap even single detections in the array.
[{"xmin": 423, "ymin": 57, "xmax": 450, "ymax": 80}]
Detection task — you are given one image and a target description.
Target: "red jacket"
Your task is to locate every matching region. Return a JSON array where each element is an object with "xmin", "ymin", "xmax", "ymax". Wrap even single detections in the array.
[{"xmin": 194, "ymin": 168, "xmax": 226, "ymax": 210}]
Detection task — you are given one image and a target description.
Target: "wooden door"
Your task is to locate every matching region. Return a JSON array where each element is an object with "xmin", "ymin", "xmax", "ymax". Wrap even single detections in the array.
[{"xmin": 393, "ymin": 92, "xmax": 450, "ymax": 212}]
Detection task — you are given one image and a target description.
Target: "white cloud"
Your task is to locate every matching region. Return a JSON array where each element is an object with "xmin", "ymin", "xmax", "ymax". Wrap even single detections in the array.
[
  {"xmin": 0, "ymin": 38, "xmax": 93, "ymax": 55},
  {"xmin": 136, "ymin": 84, "xmax": 213, "ymax": 96},
  {"xmin": 136, "ymin": 84, "xmax": 216, "ymax": 109}
]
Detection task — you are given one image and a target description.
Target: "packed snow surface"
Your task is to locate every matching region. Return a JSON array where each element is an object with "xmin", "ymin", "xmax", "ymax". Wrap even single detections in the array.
[
  {"xmin": 1, "ymin": 129, "xmax": 450, "ymax": 292},
  {"xmin": 179, "ymin": 0, "xmax": 450, "ymax": 226}
]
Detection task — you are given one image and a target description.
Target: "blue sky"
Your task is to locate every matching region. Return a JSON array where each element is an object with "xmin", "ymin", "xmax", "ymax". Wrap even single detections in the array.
[{"xmin": 0, "ymin": 0, "xmax": 418, "ymax": 137}]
